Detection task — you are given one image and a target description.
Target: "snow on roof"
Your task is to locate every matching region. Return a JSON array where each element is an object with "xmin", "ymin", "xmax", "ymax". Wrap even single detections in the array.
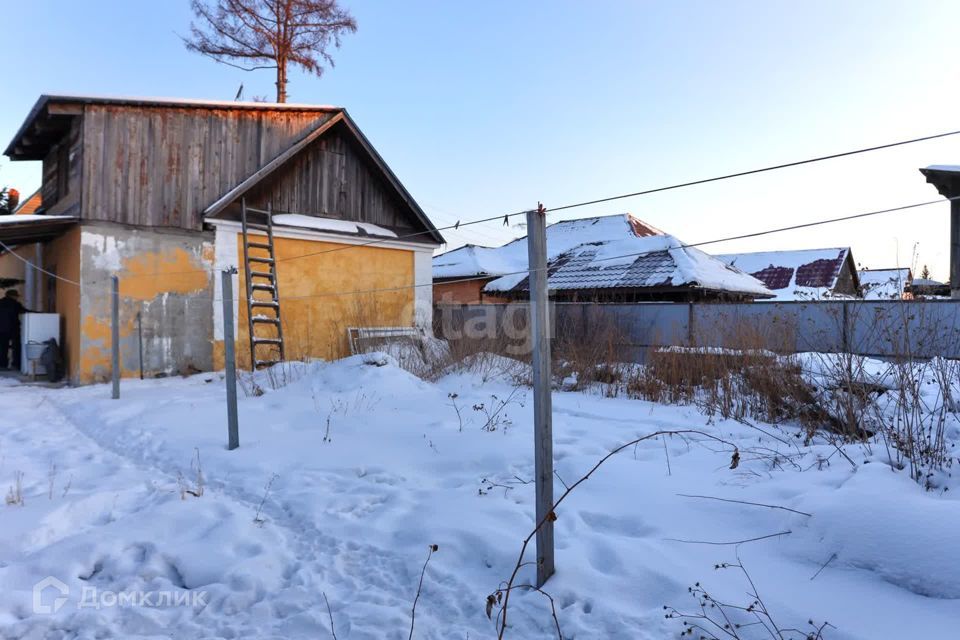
[
  {"xmin": 444, "ymin": 213, "xmax": 771, "ymax": 297},
  {"xmin": 433, "ymin": 244, "xmax": 520, "ymax": 279},
  {"xmin": 0, "ymin": 214, "xmax": 74, "ymax": 225},
  {"xmin": 924, "ymin": 165, "xmax": 960, "ymax": 173},
  {"xmin": 860, "ymin": 268, "xmax": 912, "ymax": 300},
  {"xmin": 270, "ymin": 213, "xmax": 397, "ymax": 238},
  {"xmin": 35, "ymin": 94, "xmax": 342, "ymax": 111},
  {"xmin": 913, "ymin": 277, "xmax": 944, "ymax": 286},
  {"xmin": 716, "ymin": 248, "xmax": 852, "ymax": 301}
]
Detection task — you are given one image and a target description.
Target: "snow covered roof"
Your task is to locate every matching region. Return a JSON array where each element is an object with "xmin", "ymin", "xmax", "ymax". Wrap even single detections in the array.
[
  {"xmin": 433, "ymin": 244, "xmax": 520, "ymax": 279},
  {"xmin": 860, "ymin": 268, "xmax": 912, "ymax": 300},
  {"xmin": 440, "ymin": 213, "xmax": 772, "ymax": 298},
  {"xmin": 716, "ymin": 248, "xmax": 855, "ymax": 301},
  {"xmin": 0, "ymin": 214, "xmax": 77, "ymax": 246},
  {"xmin": 0, "ymin": 214, "xmax": 72, "ymax": 225}
]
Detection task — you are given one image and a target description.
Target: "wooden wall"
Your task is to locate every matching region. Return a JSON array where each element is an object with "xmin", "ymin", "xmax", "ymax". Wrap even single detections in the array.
[
  {"xmin": 244, "ymin": 123, "xmax": 422, "ymax": 233},
  {"xmin": 80, "ymin": 105, "xmax": 336, "ymax": 230},
  {"xmin": 41, "ymin": 118, "xmax": 82, "ymax": 216}
]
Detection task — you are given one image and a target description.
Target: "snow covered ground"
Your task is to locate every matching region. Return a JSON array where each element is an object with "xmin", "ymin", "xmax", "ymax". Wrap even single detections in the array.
[{"xmin": 0, "ymin": 356, "xmax": 958, "ymax": 639}]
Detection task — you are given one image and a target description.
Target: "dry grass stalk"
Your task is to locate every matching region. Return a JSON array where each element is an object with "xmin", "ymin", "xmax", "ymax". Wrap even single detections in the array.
[{"xmin": 5, "ymin": 471, "xmax": 24, "ymax": 506}]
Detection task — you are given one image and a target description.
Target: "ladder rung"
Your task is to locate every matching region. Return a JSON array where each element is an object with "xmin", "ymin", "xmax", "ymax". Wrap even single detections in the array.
[
  {"xmin": 246, "ymin": 222, "xmax": 271, "ymax": 231},
  {"xmin": 250, "ymin": 300, "xmax": 279, "ymax": 308},
  {"xmin": 255, "ymin": 359, "xmax": 281, "ymax": 367},
  {"xmin": 249, "ymin": 256, "xmax": 274, "ymax": 264},
  {"xmin": 249, "ymin": 270, "xmax": 274, "ymax": 280},
  {"xmin": 252, "ymin": 317, "xmax": 280, "ymax": 324},
  {"xmin": 251, "ymin": 283, "xmax": 276, "ymax": 292},
  {"xmin": 253, "ymin": 338, "xmax": 283, "ymax": 345},
  {"xmin": 246, "ymin": 241, "xmax": 272, "ymax": 250}
]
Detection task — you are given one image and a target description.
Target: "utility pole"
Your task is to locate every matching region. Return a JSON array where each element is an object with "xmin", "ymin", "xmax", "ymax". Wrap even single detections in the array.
[
  {"xmin": 919, "ymin": 167, "xmax": 960, "ymax": 298},
  {"xmin": 221, "ymin": 268, "xmax": 240, "ymax": 450},
  {"xmin": 111, "ymin": 276, "xmax": 120, "ymax": 399},
  {"xmin": 526, "ymin": 202, "xmax": 554, "ymax": 587}
]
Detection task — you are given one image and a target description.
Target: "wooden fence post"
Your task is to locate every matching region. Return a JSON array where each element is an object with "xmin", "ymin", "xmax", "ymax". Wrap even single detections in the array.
[{"xmin": 526, "ymin": 203, "xmax": 555, "ymax": 587}]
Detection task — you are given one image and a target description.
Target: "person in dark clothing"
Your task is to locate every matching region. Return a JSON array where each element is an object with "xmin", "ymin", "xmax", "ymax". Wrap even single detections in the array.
[{"xmin": 0, "ymin": 289, "xmax": 29, "ymax": 369}]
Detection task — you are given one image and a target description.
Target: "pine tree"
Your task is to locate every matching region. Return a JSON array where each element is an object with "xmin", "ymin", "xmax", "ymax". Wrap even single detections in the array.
[
  {"xmin": 921, "ymin": 264, "xmax": 931, "ymax": 281},
  {"xmin": 183, "ymin": 0, "xmax": 357, "ymax": 103}
]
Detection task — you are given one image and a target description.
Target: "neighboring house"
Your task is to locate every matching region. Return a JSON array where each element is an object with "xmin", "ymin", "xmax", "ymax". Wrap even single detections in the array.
[
  {"xmin": 435, "ymin": 213, "xmax": 771, "ymax": 302},
  {"xmin": 911, "ymin": 277, "xmax": 951, "ymax": 298},
  {"xmin": 859, "ymin": 267, "xmax": 913, "ymax": 300},
  {"xmin": 432, "ymin": 244, "xmax": 513, "ymax": 303},
  {"xmin": 13, "ymin": 188, "xmax": 42, "ymax": 214},
  {"xmin": 716, "ymin": 248, "xmax": 860, "ymax": 301},
  {"xmin": 1, "ymin": 95, "xmax": 442, "ymax": 383}
]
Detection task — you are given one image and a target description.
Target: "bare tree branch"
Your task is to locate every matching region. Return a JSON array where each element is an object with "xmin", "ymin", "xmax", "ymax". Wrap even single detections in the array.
[
  {"xmin": 492, "ymin": 429, "xmax": 740, "ymax": 639},
  {"xmin": 676, "ymin": 493, "xmax": 812, "ymax": 517},
  {"xmin": 183, "ymin": 0, "xmax": 357, "ymax": 101},
  {"xmin": 663, "ymin": 531, "xmax": 792, "ymax": 546}
]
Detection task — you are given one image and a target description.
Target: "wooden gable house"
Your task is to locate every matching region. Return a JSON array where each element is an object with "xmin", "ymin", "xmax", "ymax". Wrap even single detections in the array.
[{"xmin": 2, "ymin": 95, "xmax": 442, "ymax": 383}]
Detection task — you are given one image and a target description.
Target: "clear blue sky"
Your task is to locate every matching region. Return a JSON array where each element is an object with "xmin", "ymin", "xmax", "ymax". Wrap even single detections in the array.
[{"xmin": 3, "ymin": 1, "xmax": 959, "ymax": 278}]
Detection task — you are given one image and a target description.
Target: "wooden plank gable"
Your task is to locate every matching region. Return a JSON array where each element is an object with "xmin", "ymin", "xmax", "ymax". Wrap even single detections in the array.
[
  {"xmin": 81, "ymin": 105, "xmax": 338, "ymax": 231},
  {"xmin": 205, "ymin": 114, "xmax": 443, "ymax": 244}
]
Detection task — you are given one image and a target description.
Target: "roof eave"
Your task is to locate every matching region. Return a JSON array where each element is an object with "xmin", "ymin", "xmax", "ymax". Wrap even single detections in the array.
[
  {"xmin": 337, "ymin": 110, "xmax": 444, "ymax": 245},
  {"xmin": 5, "ymin": 95, "xmax": 56, "ymax": 159},
  {"xmin": 204, "ymin": 110, "xmax": 444, "ymax": 246}
]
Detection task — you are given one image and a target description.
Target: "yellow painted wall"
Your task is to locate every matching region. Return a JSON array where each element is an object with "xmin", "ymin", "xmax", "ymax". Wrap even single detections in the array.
[
  {"xmin": 41, "ymin": 227, "xmax": 81, "ymax": 381},
  {"xmin": 216, "ymin": 234, "xmax": 414, "ymax": 370},
  {"xmin": 77, "ymin": 230, "xmax": 213, "ymax": 384},
  {"xmin": 0, "ymin": 231, "xmax": 80, "ymax": 379},
  {"xmin": 0, "ymin": 245, "xmax": 30, "ymax": 292}
]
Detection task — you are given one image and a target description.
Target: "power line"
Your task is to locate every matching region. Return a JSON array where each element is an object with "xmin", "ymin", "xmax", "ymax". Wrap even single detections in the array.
[
  {"xmin": 259, "ymin": 196, "xmax": 955, "ymax": 302},
  {"xmin": 36, "ymin": 194, "xmax": 944, "ymax": 305},
  {"xmin": 546, "ymin": 129, "xmax": 960, "ymax": 213},
  {"xmin": 271, "ymin": 126, "xmax": 960, "ymax": 263},
  {"xmin": 48, "ymin": 125, "xmax": 960, "ymax": 281},
  {"xmin": 3, "ymin": 127, "xmax": 957, "ymax": 292}
]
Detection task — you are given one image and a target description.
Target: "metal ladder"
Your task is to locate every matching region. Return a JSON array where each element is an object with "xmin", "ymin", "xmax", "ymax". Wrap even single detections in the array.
[{"xmin": 240, "ymin": 198, "xmax": 285, "ymax": 369}]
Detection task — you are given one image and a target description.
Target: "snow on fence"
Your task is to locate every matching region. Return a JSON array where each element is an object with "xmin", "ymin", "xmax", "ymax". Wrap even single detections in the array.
[{"xmin": 434, "ymin": 300, "xmax": 960, "ymax": 361}]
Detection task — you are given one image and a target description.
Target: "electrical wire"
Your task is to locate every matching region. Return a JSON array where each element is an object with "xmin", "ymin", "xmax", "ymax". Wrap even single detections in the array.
[
  {"xmin": 2, "ymin": 128, "xmax": 957, "ymax": 296},
  {"xmin": 2, "ymin": 194, "xmax": 942, "ymax": 306},
  {"xmin": 12, "ymin": 125, "xmax": 956, "ymax": 282}
]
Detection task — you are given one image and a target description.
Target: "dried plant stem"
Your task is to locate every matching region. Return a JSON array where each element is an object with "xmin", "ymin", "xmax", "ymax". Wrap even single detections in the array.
[
  {"xmin": 494, "ymin": 429, "xmax": 737, "ymax": 639},
  {"xmin": 664, "ymin": 530, "xmax": 792, "ymax": 546},
  {"xmin": 323, "ymin": 592, "xmax": 337, "ymax": 640},
  {"xmin": 409, "ymin": 544, "xmax": 438, "ymax": 640},
  {"xmin": 676, "ymin": 494, "xmax": 812, "ymax": 517}
]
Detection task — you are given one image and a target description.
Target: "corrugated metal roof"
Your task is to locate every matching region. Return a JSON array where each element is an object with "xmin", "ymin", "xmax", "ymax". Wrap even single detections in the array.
[{"xmin": 471, "ymin": 213, "xmax": 772, "ymax": 298}]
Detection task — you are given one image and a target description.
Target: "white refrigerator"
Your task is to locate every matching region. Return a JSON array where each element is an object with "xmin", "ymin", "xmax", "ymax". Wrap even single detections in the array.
[{"xmin": 20, "ymin": 313, "xmax": 60, "ymax": 376}]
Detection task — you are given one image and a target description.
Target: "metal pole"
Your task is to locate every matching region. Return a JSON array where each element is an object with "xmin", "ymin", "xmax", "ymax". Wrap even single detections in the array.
[
  {"xmin": 136, "ymin": 310, "xmax": 144, "ymax": 380},
  {"xmin": 526, "ymin": 202, "xmax": 554, "ymax": 587},
  {"xmin": 111, "ymin": 275, "xmax": 120, "ymax": 399},
  {"xmin": 222, "ymin": 269, "xmax": 240, "ymax": 450},
  {"xmin": 951, "ymin": 199, "xmax": 960, "ymax": 299}
]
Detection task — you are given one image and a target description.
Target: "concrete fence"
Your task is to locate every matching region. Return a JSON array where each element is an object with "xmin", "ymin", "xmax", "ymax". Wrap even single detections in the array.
[{"xmin": 434, "ymin": 300, "xmax": 960, "ymax": 362}]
